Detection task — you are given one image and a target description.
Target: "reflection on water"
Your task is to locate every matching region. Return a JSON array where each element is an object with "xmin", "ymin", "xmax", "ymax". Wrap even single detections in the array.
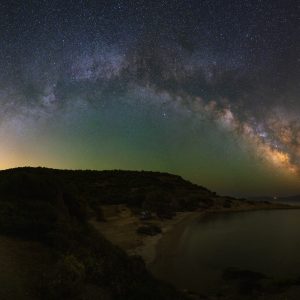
[{"xmin": 150, "ymin": 210, "xmax": 300, "ymax": 297}]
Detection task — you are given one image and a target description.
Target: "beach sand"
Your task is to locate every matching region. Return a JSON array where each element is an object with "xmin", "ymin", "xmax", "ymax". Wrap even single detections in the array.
[
  {"xmin": 90, "ymin": 202, "xmax": 293, "ymax": 266},
  {"xmin": 91, "ymin": 203, "xmax": 300, "ymax": 299},
  {"xmin": 90, "ymin": 204, "xmax": 199, "ymax": 265}
]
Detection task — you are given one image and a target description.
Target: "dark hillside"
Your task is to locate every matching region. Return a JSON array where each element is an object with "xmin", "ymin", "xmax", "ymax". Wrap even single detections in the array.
[
  {"xmin": 0, "ymin": 167, "xmax": 217, "ymax": 218},
  {"xmin": 0, "ymin": 167, "xmax": 264, "ymax": 299},
  {"xmin": 0, "ymin": 167, "xmax": 195, "ymax": 299}
]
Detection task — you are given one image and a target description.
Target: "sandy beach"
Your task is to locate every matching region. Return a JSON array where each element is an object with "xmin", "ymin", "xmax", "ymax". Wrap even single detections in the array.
[
  {"xmin": 91, "ymin": 202, "xmax": 295, "ymax": 267},
  {"xmin": 90, "ymin": 204, "xmax": 199, "ymax": 265}
]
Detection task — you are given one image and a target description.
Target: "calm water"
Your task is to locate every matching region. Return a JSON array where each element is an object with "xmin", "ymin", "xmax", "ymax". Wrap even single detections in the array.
[{"xmin": 150, "ymin": 209, "xmax": 300, "ymax": 296}]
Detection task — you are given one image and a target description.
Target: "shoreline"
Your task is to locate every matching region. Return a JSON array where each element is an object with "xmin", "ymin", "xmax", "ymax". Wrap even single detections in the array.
[
  {"xmin": 129, "ymin": 211, "xmax": 199, "ymax": 265},
  {"xmin": 142, "ymin": 203, "xmax": 300, "ymax": 267},
  {"xmin": 146, "ymin": 203, "xmax": 300, "ymax": 299},
  {"xmin": 91, "ymin": 202, "xmax": 300, "ymax": 268}
]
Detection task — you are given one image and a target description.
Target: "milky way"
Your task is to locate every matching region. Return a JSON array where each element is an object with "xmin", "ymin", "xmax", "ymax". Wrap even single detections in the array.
[{"xmin": 0, "ymin": 0, "xmax": 299, "ymax": 196}]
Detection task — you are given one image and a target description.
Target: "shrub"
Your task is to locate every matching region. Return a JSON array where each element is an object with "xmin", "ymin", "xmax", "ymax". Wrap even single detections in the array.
[
  {"xmin": 40, "ymin": 255, "xmax": 85, "ymax": 300},
  {"xmin": 223, "ymin": 200, "xmax": 232, "ymax": 208},
  {"xmin": 137, "ymin": 224, "xmax": 162, "ymax": 236}
]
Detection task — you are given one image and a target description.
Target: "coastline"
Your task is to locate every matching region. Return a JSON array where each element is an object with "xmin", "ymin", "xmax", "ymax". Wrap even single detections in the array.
[
  {"xmin": 91, "ymin": 205, "xmax": 199, "ymax": 265},
  {"xmin": 146, "ymin": 203, "xmax": 300, "ymax": 299},
  {"xmin": 91, "ymin": 202, "xmax": 298, "ymax": 268},
  {"xmin": 130, "ymin": 212, "xmax": 199, "ymax": 265},
  {"xmin": 145, "ymin": 203, "xmax": 300, "ymax": 269}
]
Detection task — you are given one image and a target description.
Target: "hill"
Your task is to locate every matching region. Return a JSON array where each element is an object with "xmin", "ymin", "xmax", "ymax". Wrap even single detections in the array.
[{"xmin": 0, "ymin": 167, "xmax": 283, "ymax": 299}]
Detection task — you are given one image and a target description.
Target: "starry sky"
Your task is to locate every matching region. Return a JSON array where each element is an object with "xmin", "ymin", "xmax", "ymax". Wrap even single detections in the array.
[{"xmin": 0, "ymin": 0, "xmax": 299, "ymax": 196}]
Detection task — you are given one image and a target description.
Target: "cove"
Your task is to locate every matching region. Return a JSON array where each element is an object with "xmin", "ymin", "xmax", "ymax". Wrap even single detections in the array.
[{"xmin": 150, "ymin": 209, "xmax": 300, "ymax": 298}]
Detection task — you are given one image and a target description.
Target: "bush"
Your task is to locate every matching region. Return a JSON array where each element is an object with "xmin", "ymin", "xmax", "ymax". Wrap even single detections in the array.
[
  {"xmin": 83, "ymin": 255, "xmax": 106, "ymax": 283},
  {"xmin": 223, "ymin": 200, "xmax": 232, "ymax": 208},
  {"xmin": 136, "ymin": 224, "xmax": 162, "ymax": 236},
  {"xmin": 40, "ymin": 255, "xmax": 85, "ymax": 300},
  {"xmin": 0, "ymin": 167, "xmax": 211, "ymax": 299},
  {"xmin": 156, "ymin": 209, "xmax": 176, "ymax": 219}
]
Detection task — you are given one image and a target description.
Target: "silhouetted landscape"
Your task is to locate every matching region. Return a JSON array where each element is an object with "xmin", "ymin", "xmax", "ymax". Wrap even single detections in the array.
[
  {"xmin": 249, "ymin": 195, "xmax": 300, "ymax": 205},
  {"xmin": 0, "ymin": 0, "xmax": 299, "ymax": 299},
  {"xmin": 0, "ymin": 167, "xmax": 297, "ymax": 300}
]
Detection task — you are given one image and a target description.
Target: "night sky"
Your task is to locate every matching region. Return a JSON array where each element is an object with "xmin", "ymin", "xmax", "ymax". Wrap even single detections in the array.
[{"xmin": 0, "ymin": 0, "xmax": 299, "ymax": 196}]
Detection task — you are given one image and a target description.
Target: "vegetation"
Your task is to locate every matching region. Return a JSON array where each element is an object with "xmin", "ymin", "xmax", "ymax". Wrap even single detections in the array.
[
  {"xmin": 0, "ymin": 167, "xmax": 269, "ymax": 299},
  {"xmin": 1, "ymin": 167, "xmax": 218, "ymax": 299},
  {"xmin": 0, "ymin": 167, "xmax": 220, "ymax": 221},
  {"xmin": 136, "ymin": 224, "xmax": 162, "ymax": 236}
]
